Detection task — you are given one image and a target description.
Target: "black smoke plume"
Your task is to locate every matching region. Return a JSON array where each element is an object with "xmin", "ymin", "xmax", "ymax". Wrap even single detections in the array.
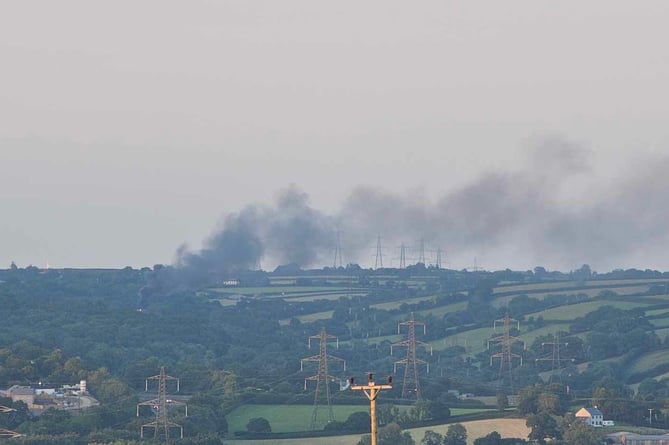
[{"xmin": 177, "ymin": 137, "xmax": 669, "ymax": 274}]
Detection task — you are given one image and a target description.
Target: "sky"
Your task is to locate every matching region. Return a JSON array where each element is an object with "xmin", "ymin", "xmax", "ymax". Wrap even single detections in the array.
[{"xmin": 1, "ymin": 1, "xmax": 669, "ymax": 273}]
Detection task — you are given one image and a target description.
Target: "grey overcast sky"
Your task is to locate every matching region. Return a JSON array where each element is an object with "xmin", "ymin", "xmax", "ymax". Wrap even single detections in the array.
[{"xmin": 2, "ymin": 1, "xmax": 669, "ymax": 272}]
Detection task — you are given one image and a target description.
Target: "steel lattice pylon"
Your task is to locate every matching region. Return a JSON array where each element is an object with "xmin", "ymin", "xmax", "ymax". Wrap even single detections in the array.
[
  {"xmin": 374, "ymin": 235, "xmax": 384, "ymax": 269},
  {"xmin": 137, "ymin": 366, "xmax": 187, "ymax": 443},
  {"xmin": 333, "ymin": 230, "xmax": 343, "ymax": 268},
  {"xmin": 417, "ymin": 238, "xmax": 426, "ymax": 264},
  {"xmin": 301, "ymin": 327, "xmax": 346, "ymax": 430},
  {"xmin": 537, "ymin": 331, "xmax": 571, "ymax": 384},
  {"xmin": 488, "ymin": 314, "xmax": 525, "ymax": 390},
  {"xmin": 391, "ymin": 313, "xmax": 431, "ymax": 400}
]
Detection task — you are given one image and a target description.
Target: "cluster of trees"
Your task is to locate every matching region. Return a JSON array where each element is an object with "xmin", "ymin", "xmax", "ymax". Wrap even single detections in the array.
[
  {"xmin": 515, "ymin": 381, "xmax": 666, "ymax": 445},
  {"xmin": 3, "ymin": 263, "xmax": 669, "ymax": 443}
]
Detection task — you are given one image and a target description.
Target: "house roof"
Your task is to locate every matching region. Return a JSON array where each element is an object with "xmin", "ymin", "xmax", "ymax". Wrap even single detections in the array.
[
  {"xmin": 576, "ymin": 406, "xmax": 603, "ymax": 417},
  {"xmin": 8, "ymin": 385, "xmax": 34, "ymax": 396},
  {"xmin": 586, "ymin": 407, "xmax": 603, "ymax": 416}
]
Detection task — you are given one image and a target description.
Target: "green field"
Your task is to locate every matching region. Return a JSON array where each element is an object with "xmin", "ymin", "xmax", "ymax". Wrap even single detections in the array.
[
  {"xmin": 518, "ymin": 323, "xmax": 571, "ymax": 346},
  {"xmin": 493, "ymin": 279, "xmax": 666, "ymax": 295},
  {"xmin": 227, "ymin": 404, "xmax": 370, "ymax": 433},
  {"xmin": 525, "ymin": 300, "xmax": 651, "ymax": 321},
  {"xmin": 492, "ymin": 285, "xmax": 651, "ymax": 308},
  {"xmin": 295, "ymin": 310, "xmax": 335, "ymax": 323},
  {"xmin": 626, "ymin": 350, "xmax": 669, "ymax": 375},
  {"xmin": 414, "ymin": 301, "xmax": 468, "ymax": 319},
  {"xmin": 371, "ymin": 296, "xmax": 437, "ymax": 311},
  {"xmin": 210, "ymin": 286, "xmax": 351, "ymax": 295},
  {"xmin": 432, "ymin": 326, "xmax": 492, "ymax": 354},
  {"xmin": 226, "ymin": 404, "xmax": 497, "ymax": 434},
  {"xmin": 285, "ymin": 292, "xmax": 367, "ymax": 303}
]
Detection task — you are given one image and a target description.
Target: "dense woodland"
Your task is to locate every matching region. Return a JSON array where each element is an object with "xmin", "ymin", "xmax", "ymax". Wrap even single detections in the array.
[{"xmin": 2, "ymin": 263, "xmax": 669, "ymax": 444}]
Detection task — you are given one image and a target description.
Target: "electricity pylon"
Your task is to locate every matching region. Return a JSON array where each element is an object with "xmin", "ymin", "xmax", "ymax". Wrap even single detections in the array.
[
  {"xmin": 399, "ymin": 243, "xmax": 406, "ymax": 269},
  {"xmin": 488, "ymin": 314, "xmax": 525, "ymax": 389},
  {"xmin": 417, "ymin": 238, "xmax": 426, "ymax": 264},
  {"xmin": 435, "ymin": 247, "xmax": 443, "ymax": 269},
  {"xmin": 0, "ymin": 405, "xmax": 21, "ymax": 439},
  {"xmin": 333, "ymin": 230, "xmax": 344, "ymax": 268},
  {"xmin": 374, "ymin": 235, "xmax": 384, "ymax": 269},
  {"xmin": 536, "ymin": 332, "xmax": 570, "ymax": 384},
  {"xmin": 350, "ymin": 373, "xmax": 393, "ymax": 445},
  {"xmin": 137, "ymin": 367, "xmax": 187, "ymax": 442},
  {"xmin": 391, "ymin": 313, "xmax": 432, "ymax": 399},
  {"xmin": 301, "ymin": 328, "xmax": 346, "ymax": 430}
]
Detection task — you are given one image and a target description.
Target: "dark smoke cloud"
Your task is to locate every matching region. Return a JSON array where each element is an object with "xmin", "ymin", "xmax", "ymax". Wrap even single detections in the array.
[
  {"xmin": 178, "ymin": 137, "xmax": 669, "ymax": 273},
  {"xmin": 176, "ymin": 184, "xmax": 335, "ymax": 275}
]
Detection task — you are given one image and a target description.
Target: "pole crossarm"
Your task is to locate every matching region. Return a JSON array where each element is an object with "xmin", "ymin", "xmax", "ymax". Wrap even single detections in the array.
[{"xmin": 350, "ymin": 374, "xmax": 393, "ymax": 445}]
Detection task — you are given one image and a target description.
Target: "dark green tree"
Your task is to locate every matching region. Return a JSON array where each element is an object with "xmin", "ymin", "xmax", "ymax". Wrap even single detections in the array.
[
  {"xmin": 421, "ymin": 429, "xmax": 445, "ymax": 445},
  {"xmin": 474, "ymin": 431, "xmax": 502, "ymax": 445},
  {"xmin": 444, "ymin": 423, "xmax": 467, "ymax": 445},
  {"xmin": 526, "ymin": 412, "xmax": 560, "ymax": 444},
  {"xmin": 246, "ymin": 417, "xmax": 271, "ymax": 433}
]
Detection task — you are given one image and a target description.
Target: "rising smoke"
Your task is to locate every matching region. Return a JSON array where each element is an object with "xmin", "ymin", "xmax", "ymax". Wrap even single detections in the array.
[{"xmin": 177, "ymin": 137, "xmax": 669, "ymax": 274}]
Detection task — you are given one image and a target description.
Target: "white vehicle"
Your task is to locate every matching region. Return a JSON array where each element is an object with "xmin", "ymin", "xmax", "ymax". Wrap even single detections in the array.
[{"xmin": 602, "ymin": 420, "xmax": 615, "ymax": 426}]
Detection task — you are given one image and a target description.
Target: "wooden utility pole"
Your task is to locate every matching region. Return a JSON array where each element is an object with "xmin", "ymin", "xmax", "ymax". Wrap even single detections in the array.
[{"xmin": 350, "ymin": 373, "xmax": 392, "ymax": 445}]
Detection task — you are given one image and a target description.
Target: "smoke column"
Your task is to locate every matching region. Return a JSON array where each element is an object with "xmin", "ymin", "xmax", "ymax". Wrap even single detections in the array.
[{"xmin": 177, "ymin": 137, "xmax": 669, "ymax": 273}]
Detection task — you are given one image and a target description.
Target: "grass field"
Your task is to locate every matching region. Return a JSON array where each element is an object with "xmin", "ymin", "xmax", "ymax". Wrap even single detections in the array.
[
  {"xmin": 226, "ymin": 404, "xmax": 500, "ymax": 435},
  {"xmin": 285, "ymin": 293, "xmax": 367, "ymax": 303},
  {"xmin": 492, "ymin": 285, "xmax": 652, "ymax": 308},
  {"xmin": 525, "ymin": 300, "xmax": 651, "ymax": 321},
  {"xmin": 209, "ymin": 286, "xmax": 351, "ymax": 295},
  {"xmin": 432, "ymin": 326, "xmax": 492, "ymax": 353},
  {"xmin": 295, "ymin": 310, "xmax": 335, "ymax": 323},
  {"xmin": 626, "ymin": 350, "xmax": 669, "ymax": 375},
  {"xmin": 227, "ymin": 404, "xmax": 371, "ymax": 433},
  {"xmin": 518, "ymin": 323, "xmax": 571, "ymax": 346},
  {"xmin": 371, "ymin": 296, "xmax": 437, "ymax": 311},
  {"xmin": 224, "ymin": 417, "xmax": 530, "ymax": 445},
  {"xmin": 493, "ymin": 279, "xmax": 667, "ymax": 295},
  {"xmin": 414, "ymin": 301, "xmax": 468, "ymax": 319}
]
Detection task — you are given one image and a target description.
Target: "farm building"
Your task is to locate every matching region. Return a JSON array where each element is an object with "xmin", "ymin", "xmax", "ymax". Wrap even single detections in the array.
[
  {"xmin": 606, "ymin": 432, "xmax": 669, "ymax": 445},
  {"xmin": 575, "ymin": 406, "xmax": 603, "ymax": 427}
]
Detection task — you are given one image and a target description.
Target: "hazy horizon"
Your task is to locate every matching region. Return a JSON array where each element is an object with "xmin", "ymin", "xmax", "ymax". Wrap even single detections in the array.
[{"xmin": 2, "ymin": 1, "xmax": 669, "ymax": 272}]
